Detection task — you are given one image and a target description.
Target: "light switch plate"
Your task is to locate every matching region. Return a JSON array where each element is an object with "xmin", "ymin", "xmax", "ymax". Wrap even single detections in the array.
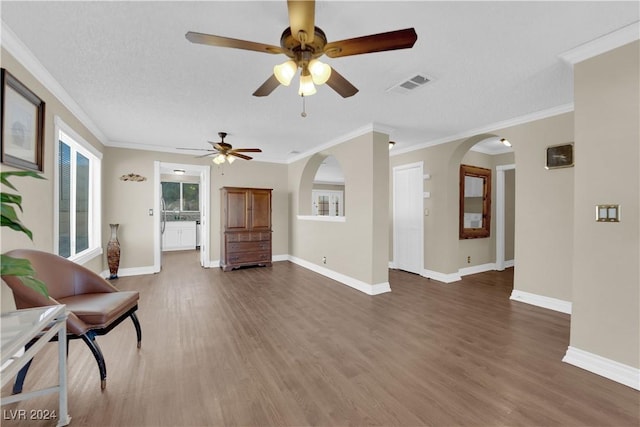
[{"xmin": 596, "ymin": 204, "xmax": 620, "ymax": 222}]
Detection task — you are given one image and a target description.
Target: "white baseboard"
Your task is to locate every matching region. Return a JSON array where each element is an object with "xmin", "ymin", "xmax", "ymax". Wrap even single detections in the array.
[
  {"xmin": 505, "ymin": 259, "xmax": 515, "ymax": 268},
  {"xmin": 563, "ymin": 346, "xmax": 640, "ymax": 390},
  {"xmin": 388, "ymin": 261, "xmax": 396, "ymax": 269},
  {"xmin": 510, "ymin": 290, "xmax": 572, "ymax": 314},
  {"xmin": 459, "ymin": 262, "xmax": 496, "ymax": 277},
  {"xmin": 273, "ymin": 254, "xmax": 289, "ymax": 262},
  {"xmin": 205, "ymin": 259, "xmax": 220, "ymax": 269},
  {"xmin": 405, "ymin": 262, "xmax": 515, "ymax": 283},
  {"xmin": 288, "ymin": 256, "xmax": 391, "ymax": 295},
  {"xmin": 422, "ymin": 269, "xmax": 461, "ymax": 283},
  {"xmin": 101, "ymin": 265, "xmax": 157, "ymax": 279}
]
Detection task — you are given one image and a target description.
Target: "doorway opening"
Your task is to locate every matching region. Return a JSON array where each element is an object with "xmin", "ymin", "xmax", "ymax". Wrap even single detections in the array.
[
  {"xmin": 496, "ymin": 164, "xmax": 515, "ymax": 270},
  {"xmin": 153, "ymin": 161, "xmax": 210, "ymax": 272},
  {"xmin": 457, "ymin": 135, "xmax": 515, "ymax": 276}
]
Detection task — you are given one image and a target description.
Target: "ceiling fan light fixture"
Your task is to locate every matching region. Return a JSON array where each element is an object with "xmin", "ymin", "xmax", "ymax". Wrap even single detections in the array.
[
  {"xmin": 308, "ymin": 59, "xmax": 331, "ymax": 85},
  {"xmin": 273, "ymin": 60, "xmax": 297, "ymax": 86},
  {"xmin": 298, "ymin": 71, "xmax": 316, "ymax": 96},
  {"xmin": 226, "ymin": 155, "xmax": 236, "ymax": 164},
  {"xmin": 500, "ymin": 138, "xmax": 512, "ymax": 147},
  {"xmin": 213, "ymin": 154, "xmax": 226, "ymax": 165},
  {"xmin": 388, "ymin": 141, "xmax": 396, "ymax": 150}
]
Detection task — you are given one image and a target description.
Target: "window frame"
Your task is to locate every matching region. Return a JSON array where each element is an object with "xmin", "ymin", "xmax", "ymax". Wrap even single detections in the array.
[
  {"xmin": 53, "ymin": 116, "xmax": 103, "ymax": 264},
  {"xmin": 161, "ymin": 181, "xmax": 200, "ymax": 213},
  {"xmin": 180, "ymin": 182, "xmax": 199, "ymax": 212}
]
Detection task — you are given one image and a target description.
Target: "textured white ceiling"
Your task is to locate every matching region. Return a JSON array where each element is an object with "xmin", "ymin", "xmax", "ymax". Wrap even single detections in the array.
[{"xmin": 1, "ymin": 1, "xmax": 638, "ymax": 162}]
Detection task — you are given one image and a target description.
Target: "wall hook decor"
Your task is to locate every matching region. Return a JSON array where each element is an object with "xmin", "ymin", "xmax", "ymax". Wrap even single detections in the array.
[{"xmin": 120, "ymin": 173, "xmax": 147, "ymax": 182}]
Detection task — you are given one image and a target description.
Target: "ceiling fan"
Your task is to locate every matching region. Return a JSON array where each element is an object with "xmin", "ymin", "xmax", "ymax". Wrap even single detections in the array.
[
  {"xmin": 185, "ymin": 0, "xmax": 417, "ymax": 98},
  {"xmin": 180, "ymin": 132, "xmax": 262, "ymax": 164}
]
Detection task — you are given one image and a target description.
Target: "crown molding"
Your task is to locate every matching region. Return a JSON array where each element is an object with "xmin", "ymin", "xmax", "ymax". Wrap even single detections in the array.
[
  {"xmin": 1, "ymin": 21, "xmax": 109, "ymax": 145},
  {"xmin": 560, "ymin": 21, "xmax": 640, "ymax": 65},
  {"xmin": 286, "ymin": 122, "xmax": 393, "ymax": 164},
  {"xmin": 391, "ymin": 103, "xmax": 574, "ymax": 157}
]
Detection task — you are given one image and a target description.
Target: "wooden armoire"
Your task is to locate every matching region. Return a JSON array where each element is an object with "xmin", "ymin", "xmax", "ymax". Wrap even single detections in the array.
[{"xmin": 220, "ymin": 187, "xmax": 272, "ymax": 271}]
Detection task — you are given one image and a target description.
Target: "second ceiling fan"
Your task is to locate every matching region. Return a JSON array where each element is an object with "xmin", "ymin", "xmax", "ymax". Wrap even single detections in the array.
[
  {"xmin": 180, "ymin": 132, "xmax": 261, "ymax": 164},
  {"xmin": 186, "ymin": 0, "xmax": 417, "ymax": 98}
]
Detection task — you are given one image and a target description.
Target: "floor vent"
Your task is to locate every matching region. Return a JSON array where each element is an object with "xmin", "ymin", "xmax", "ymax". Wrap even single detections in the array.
[{"xmin": 387, "ymin": 74, "xmax": 432, "ymax": 94}]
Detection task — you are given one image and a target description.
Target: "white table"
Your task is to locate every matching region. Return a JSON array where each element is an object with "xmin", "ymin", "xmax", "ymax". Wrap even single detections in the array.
[{"xmin": 1, "ymin": 305, "xmax": 71, "ymax": 426}]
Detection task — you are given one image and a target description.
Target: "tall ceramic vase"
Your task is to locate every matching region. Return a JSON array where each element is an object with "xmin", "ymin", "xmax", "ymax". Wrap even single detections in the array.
[{"xmin": 107, "ymin": 223, "xmax": 120, "ymax": 279}]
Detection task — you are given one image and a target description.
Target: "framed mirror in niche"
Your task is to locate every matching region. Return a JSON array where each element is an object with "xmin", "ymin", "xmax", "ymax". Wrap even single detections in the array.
[{"xmin": 460, "ymin": 164, "xmax": 491, "ymax": 239}]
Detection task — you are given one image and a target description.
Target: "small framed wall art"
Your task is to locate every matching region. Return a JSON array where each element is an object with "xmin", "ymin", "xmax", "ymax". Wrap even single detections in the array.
[
  {"xmin": 545, "ymin": 143, "xmax": 574, "ymax": 170},
  {"xmin": 1, "ymin": 68, "xmax": 45, "ymax": 172}
]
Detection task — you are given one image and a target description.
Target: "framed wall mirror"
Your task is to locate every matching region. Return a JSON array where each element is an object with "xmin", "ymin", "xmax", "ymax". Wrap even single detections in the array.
[{"xmin": 459, "ymin": 164, "xmax": 491, "ymax": 239}]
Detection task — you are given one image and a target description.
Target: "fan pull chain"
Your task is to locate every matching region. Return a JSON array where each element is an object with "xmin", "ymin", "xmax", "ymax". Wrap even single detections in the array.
[{"xmin": 301, "ymin": 95, "xmax": 307, "ymax": 118}]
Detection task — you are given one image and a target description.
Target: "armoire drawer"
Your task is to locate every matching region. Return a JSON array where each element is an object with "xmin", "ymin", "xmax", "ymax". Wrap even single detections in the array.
[
  {"xmin": 227, "ymin": 251, "xmax": 271, "ymax": 264},
  {"xmin": 225, "ymin": 232, "xmax": 271, "ymax": 243},
  {"xmin": 227, "ymin": 241, "xmax": 271, "ymax": 253}
]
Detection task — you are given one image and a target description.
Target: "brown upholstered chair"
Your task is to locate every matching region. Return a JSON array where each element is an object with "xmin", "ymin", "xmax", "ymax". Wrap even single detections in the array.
[{"xmin": 2, "ymin": 249, "xmax": 141, "ymax": 392}]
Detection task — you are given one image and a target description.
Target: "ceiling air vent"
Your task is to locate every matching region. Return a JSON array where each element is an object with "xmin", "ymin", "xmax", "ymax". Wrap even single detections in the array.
[{"xmin": 387, "ymin": 74, "xmax": 432, "ymax": 95}]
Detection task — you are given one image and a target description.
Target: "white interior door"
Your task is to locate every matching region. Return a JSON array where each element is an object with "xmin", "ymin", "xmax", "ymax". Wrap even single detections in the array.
[{"xmin": 393, "ymin": 162, "xmax": 423, "ymax": 274}]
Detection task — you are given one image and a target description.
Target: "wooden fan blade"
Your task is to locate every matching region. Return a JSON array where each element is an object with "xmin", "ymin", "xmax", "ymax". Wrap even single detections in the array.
[
  {"xmin": 253, "ymin": 75, "xmax": 281, "ymax": 97},
  {"xmin": 230, "ymin": 148, "xmax": 262, "ymax": 153},
  {"xmin": 185, "ymin": 32, "xmax": 283, "ymax": 54},
  {"xmin": 326, "ymin": 67, "xmax": 359, "ymax": 98},
  {"xmin": 195, "ymin": 152, "xmax": 216, "ymax": 158},
  {"xmin": 287, "ymin": 0, "xmax": 315, "ymax": 44},
  {"xmin": 230, "ymin": 152, "xmax": 253, "ymax": 161},
  {"xmin": 324, "ymin": 28, "xmax": 417, "ymax": 58}
]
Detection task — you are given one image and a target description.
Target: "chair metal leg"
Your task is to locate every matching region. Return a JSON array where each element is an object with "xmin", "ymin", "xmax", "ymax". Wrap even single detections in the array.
[
  {"xmin": 15, "ymin": 336, "xmax": 70, "ymax": 394},
  {"xmin": 130, "ymin": 312, "xmax": 142, "ymax": 349},
  {"xmin": 80, "ymin": 333, "xmax": 107, "ymax": 391},
  {"xmin": 12, "ymin": 341, "xmax": 34, "ymax": 395}
]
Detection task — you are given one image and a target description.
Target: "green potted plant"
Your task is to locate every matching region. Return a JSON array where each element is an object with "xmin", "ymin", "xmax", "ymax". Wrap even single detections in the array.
[{"xmin": 1, "ymin": 170, "xmax": 48, "ymax": 296}]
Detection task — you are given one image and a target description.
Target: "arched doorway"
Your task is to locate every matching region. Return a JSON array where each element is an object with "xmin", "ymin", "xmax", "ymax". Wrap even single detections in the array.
[{"xmin": 452, "ymin": 135, "xmax": 515, "ymax": 275}]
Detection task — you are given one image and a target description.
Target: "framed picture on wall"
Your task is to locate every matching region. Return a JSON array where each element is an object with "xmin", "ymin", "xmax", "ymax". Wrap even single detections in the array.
[
  {"xmin": 545, "ymin": 143, "xmax": 573, "ymax": 170},
  {"xmin": 1, "ymin": 68, "xmax": 45, "ymax": 172}
]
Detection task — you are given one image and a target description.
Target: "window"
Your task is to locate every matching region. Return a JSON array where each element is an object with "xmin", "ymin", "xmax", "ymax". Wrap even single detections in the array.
[
  {"xmin": 161, "ymin": 182, "xmax": 199, "ymax": 212},
  {"xmin": 55, "ymin": 117, "xmax": 102, "ymax": 263},
  {"xmin": 312, "ymin": 190, "xmax": 343, "ymax": 216}
]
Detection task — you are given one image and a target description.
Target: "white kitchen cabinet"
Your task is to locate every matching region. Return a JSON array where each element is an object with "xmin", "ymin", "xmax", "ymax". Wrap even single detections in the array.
[{"xmin": 162, "ymin": 221, "xmax": 197, "ymax": 251}]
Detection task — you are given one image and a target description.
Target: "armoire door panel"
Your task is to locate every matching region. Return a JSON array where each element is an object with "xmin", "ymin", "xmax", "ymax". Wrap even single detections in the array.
[
  {"xmin": 250, "ymin": 190, "xmax": 272, "ymax": 230},
  {"xmin": 226, "ymin": 191, "xmax": 249, "ymax": 230}
]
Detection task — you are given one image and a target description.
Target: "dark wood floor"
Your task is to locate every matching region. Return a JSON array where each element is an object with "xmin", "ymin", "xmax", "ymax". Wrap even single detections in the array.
[{"xmin": 2, "ymin": 251, "xmax": 639, "ymax": 426}]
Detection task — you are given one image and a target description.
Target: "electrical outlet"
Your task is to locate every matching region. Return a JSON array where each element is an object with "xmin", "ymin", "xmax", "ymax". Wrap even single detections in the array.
[
  {"xmin": 322, "ymin": 256, "xmax": 327, "ymax": 264},
  {"xmin": 467, "ymin": 256, "xmax": 471, "ymax": 264}
]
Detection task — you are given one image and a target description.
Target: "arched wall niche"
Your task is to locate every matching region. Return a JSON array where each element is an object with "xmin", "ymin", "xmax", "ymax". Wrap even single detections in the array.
[
  {"xmin": 449, "ymin": 133, "xmax": 501, "ymax": 168},
  {"xmin": 298, "ymin": 152, "xmax": 328, "ymax": 215},
  {"xmin": 421, "ymin": 132, "xmax": 505, "ymax": 276},
  {"xmin": 298, "ymin": 153, "xmax": 346, "ymax": 216},
  {"xmin": 446, "ymin": 133, "xmax": 500, "ymax": 242},
  {"xmin": 448, "ymin": 132, "xmax": 516, "ymax": 273}
]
